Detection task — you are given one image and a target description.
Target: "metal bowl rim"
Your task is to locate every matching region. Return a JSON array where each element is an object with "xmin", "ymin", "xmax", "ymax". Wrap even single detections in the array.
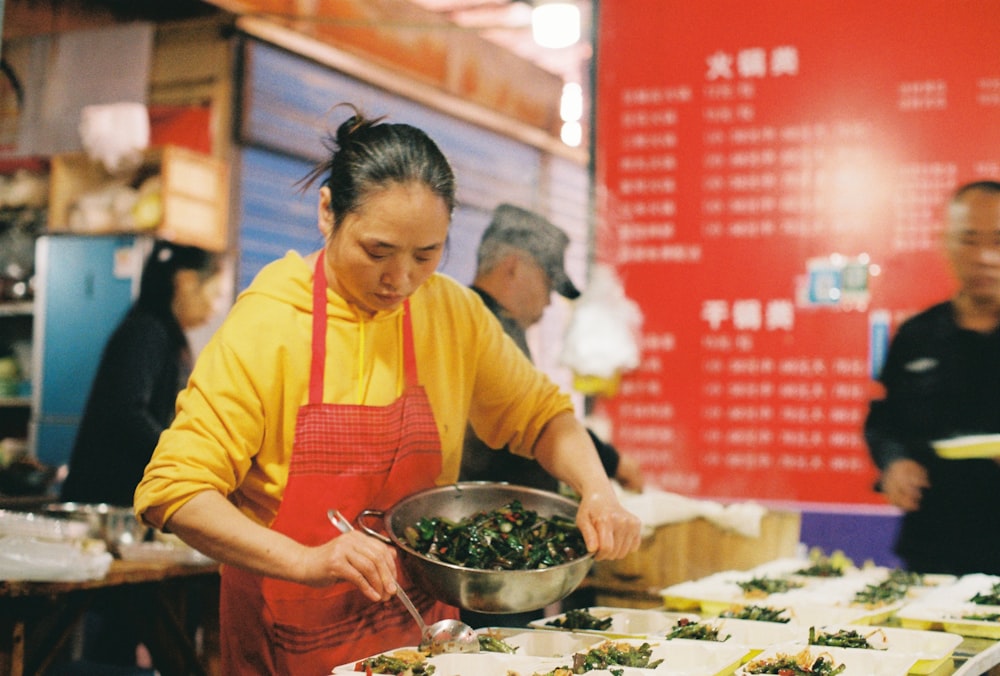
[{"xmin": 43, "ymin": 502, "xmax": 135, "ymax": 516}]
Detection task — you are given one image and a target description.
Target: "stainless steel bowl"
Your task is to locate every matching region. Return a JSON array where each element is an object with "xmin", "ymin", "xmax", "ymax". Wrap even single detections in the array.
[
  {"xmin": 359, "ymin": 482, "xmax": 593, "ymax": 614},
  {"xmin": 43, "ymin": 502, "xmax": 150, "ymax": 555}
]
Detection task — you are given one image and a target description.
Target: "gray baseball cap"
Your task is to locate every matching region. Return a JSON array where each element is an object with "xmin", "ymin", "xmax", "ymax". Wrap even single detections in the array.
[{"xmin": 480, "ymin": 203, "xmax": 582, "ymax": 299}]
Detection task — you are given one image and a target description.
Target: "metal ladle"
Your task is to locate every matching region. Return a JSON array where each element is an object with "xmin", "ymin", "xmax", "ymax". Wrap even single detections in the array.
[{"xmin": 327, "ymin": 509, "xmax": 479, "ymax": 654}]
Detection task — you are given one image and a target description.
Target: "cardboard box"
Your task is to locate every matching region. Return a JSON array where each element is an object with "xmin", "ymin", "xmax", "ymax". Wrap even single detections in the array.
[{"xmin": 48, "ymin": 145, "xmax": 228, "ymax": 252}]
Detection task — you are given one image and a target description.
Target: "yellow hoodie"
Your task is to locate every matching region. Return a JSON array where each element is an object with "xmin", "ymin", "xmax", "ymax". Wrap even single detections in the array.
[{"xmin": 134, "ymin": 251, "xmax": 572, "ymax": 528}]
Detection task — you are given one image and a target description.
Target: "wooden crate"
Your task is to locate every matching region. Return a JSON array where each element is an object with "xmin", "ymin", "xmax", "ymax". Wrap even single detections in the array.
[
  {"xmin": 48, "ymin": 145, "xmax": 228, "ymax": 252},
  {"xmin": 586, "ymin": 510, "xmax": 801, "ymax": 608}
]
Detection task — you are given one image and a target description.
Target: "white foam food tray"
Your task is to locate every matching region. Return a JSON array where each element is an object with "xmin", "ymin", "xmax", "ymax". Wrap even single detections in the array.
[
  {"xmin": 530, "ymin": 606, "xmax": 701, "ymax": 638},
  {"xmin": 733, "ymin": 642, "xmax": 916, "ymax": 676}
]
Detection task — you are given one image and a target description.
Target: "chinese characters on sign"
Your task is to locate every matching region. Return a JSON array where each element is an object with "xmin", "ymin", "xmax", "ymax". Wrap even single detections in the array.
[{"xmin": 596, "ymin": 0, "xmax": 1000, "ymax": 505}]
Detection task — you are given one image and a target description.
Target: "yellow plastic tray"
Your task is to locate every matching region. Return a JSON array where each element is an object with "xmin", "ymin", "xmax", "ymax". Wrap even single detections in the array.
[
  {"xmin": 932, "ymin": 434, "xmax": 1000, "ymax": 459},
  {"xmin": 940, "ymin": 617, "xmax": 1000, "ymax": 639},
  {"xmin": 662, "ymin": 595, "xmax": 703, "ymax": 611},
  {"xmin": 896, "ymin": 616, "xmax": 938, "ymax": 631}
]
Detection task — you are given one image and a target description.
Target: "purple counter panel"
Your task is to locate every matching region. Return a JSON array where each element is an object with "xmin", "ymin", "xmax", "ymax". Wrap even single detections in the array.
[{"xmin": 799, "ymin": 510, "xmax": 902, "ymax": 569}]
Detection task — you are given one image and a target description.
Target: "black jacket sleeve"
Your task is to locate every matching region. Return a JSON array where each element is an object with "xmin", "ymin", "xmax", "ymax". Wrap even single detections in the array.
[{"xmin": 587, "ymin": 428, "xmax": 620, "ymax": 479}]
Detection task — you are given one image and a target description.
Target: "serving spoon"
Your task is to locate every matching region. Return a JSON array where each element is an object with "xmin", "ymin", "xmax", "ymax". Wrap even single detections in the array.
[{"xmin": 327, "ymin": 509, "xmax": 479, "ymax": 654}]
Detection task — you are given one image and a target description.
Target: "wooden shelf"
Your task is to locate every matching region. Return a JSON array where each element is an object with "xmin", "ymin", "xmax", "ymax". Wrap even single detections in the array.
[
  {"xmin": 0, "ymin": 302, "xmax": 33, "ymax": 317},
  {"xmin": 48, "ymin": 145, "xmax": 229, "ymax": 252}
]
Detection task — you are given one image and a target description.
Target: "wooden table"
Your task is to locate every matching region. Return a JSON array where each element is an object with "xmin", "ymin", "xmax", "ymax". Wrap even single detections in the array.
[{"xmin": 0, "ymin": 558, "xmax": 221, "ymax": 676}]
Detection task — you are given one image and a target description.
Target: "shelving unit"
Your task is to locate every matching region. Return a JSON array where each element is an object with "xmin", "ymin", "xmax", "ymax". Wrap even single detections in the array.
[
  {"xmin": 0, "ymin": 301, "xmax": 33, "ymax": 442},
  {"xmin": 0, "ymin": 143, "xmax": 229, "ymax": 463},
  {"xmin": 0, "ymin": 301, "xmax": 33, "ymax": 316},
  {"xmin": 0, "ymin": 174, "xmax": 45, "ymax": 446},
  {"xmin": 48, "ymin": 145, "xmax": 229, "ymax": 252}
]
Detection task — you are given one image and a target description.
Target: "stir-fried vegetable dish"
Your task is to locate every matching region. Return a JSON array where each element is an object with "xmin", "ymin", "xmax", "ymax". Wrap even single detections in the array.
[
  {"xmin": 737, "ymin": 576, "xmax": 803, "ymax": 596},
  {"xmin": 963, "ymin": 612, "xmax": 1000, "ymax": 622},
  {"xmin": 477, "ymin": 633, "xmax": 519, "ymax": 653},
  {"xmin": 403, "ymin": 500, "xmax": 586, "ymax": 570},
  {"xmin": 808, "ymin": 626, "xmax": 883, "ymax": 650},
  {"xmin": 794, "ymin": 548, "xmax": 852, "ymax": 577},
  {"xmin": 354, "ymin": 650, "xmax": 434, "ymax": 675},
  {"xmin": 852, "ymin": 575, "xmax": 913, "ymax": 606},
  {"xmin": 573, "ymin": 641, "xmax": 663, "ymax": 671},
  {"xmin": 744, "ymin": 649, "xmax": 846, "ymax": 675},
  {"xmin": 534, "ymin": 641, "xmax": 663, "ymax": 676},
  {"xmin": 664, "ymin": 618, "xmax": 730, "ymax": 641},
  {"xmin": 719, "ymin": 604, "xmax": 790, "ymax": 623},
  {"xmin": 545, "ymin": 608, "xmax": 613, "ymax": 631},
  {"xmin": 849, "ymin": 568, "xmax": 931, "ymax": 606},
  {"xmin": 794, "ymin": 561, "xmax": 845, "ymax": 578},
  {"xmin": 970, "ymin": 582, "xmax": 1000, "ymax": 605},
  {"xmin": 886, "ymin": 569, "xmax": 924, "ymax": 587}
]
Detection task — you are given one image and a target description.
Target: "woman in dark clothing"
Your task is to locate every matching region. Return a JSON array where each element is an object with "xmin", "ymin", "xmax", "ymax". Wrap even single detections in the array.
[
  {"xmin": 61, "ymin": 239, "xmax": 223, "ymax": 506},
  {"xmin": 56, "ymin": 240, "xmax": 222, "ymax": 671}
]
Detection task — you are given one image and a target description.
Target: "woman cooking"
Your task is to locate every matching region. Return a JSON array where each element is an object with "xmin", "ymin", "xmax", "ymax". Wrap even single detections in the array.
[{"xmin": 134, "ymin": 106, "xmax": 641, "ymax": 674}]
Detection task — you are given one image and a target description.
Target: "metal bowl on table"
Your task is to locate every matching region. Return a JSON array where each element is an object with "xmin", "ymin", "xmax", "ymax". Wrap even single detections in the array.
[
  {"xmin": 43, "ymin": 502, "xmax": 150, "ymax": 555},
  {"xmin": 359, "ymin": 482, "xmax": 593, "ymax": 614}
]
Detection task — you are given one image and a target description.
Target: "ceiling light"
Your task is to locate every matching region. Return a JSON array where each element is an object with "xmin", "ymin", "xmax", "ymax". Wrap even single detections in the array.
[
  {"xmin": 531, "ymin": 1, "xmax": 580, "ymax": 49},
  {"xmin": 561, "ymin": 120, "xmax": 582, "ymax": 147},
  {"xmin": 560, "ymin": 82, "xmax": 583, "ymax": 122}
]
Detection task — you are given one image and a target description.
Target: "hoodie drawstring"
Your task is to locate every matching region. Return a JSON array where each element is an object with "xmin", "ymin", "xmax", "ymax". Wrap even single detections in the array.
[
  {"xmin": 357, "ymin": 317, "xmax": 365, "ymax": 404},
  {"xmin": 355, "ymin": 311, "xmax": 405, "ymax": 404}
]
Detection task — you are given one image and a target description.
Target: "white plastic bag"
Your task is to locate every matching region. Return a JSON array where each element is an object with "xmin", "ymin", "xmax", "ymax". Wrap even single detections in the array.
[
  {"xmin": 560, "ymin": 264, "xmax": 642, "ymax": 394},
  {"xmin": 0, "ymin": 535, "xmax": 112, "ymax": 581},
  {"xmin": 79, "ymin": 102, "xmax": 150, "ymax": 175}
]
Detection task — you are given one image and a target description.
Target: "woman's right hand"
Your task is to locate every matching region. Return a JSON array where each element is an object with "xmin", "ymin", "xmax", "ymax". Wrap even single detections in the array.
[
  {"xmin": 155, "ymin": 492, "xmax": 401, "ymax": 601},
  {"xmin": 307, "ymin": 530, "xmax": 400, "ymax": 601}
]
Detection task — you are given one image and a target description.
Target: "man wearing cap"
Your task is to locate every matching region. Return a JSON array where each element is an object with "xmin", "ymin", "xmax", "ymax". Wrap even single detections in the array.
[
  {"xmin": 459, "ymin": 204, "xmax": 644, "ymax": 626},
  {"xmin": 460, "ymin": 203, "xmax": 644, "ymax": 497}
]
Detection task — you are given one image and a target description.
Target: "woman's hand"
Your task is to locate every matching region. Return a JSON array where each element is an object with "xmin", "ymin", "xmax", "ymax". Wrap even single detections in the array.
[
  {"xmin": 157, "ymin": 492, "xmax": 401, "ymax": 599},
  {"xmin": 575, "ymin": 489, "xmax": 642, "ymax": 561},
  {"xmin": 531, "ymin": 412, "xmax": 643, "ymax": 560},
  {"xmin": 303, "ymin": 530, "xmax": 400, "ymax": 601}
]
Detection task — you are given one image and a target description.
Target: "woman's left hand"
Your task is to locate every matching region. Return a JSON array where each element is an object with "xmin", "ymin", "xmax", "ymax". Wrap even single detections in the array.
[
  {"xmin": 574, "ymin": 489, "xmax": 642, "ymax": 561},
  {"xmin": 531, "ymin": 412, "xmax": 643, "ymax": 560}
]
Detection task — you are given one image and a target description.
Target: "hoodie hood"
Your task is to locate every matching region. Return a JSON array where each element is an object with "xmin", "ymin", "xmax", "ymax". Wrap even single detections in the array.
[{"xmin": 239, "ymin": 250, "xmax": 404, "ymax": 325}]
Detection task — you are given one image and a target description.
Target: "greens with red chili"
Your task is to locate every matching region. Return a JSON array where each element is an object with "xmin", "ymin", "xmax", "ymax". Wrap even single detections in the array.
[{"xmin": 403, "ymin": 500, "xmax": 586, "ymax": 570}]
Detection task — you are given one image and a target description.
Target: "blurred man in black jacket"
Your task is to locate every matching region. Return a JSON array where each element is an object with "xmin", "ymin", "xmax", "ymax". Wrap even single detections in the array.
[
  {"xmin": 459, "ymin": 204, "xmax": 644, "ymax": 626},
  {"xmin": 865, "ymin": 180, "xmax": 1000, "ymax": 575}
]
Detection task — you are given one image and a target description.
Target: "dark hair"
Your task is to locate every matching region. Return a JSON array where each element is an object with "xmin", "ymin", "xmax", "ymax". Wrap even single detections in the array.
[
  {"xmin": 952, "ymin": 180, "xmax": 1000, "ymax": 202},
  {"xmin": 300, "ymin": 104, "xmax": 456, "ymax": 233},
  {"xmin": 135, "ymin": 240, "xmax": 221, "ymax": 320}
]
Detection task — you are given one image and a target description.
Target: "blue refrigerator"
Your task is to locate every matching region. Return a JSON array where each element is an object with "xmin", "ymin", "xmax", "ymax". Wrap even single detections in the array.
[{"xmin": 30, "ymin": 234, "xmax": 152, "ymax": 469}]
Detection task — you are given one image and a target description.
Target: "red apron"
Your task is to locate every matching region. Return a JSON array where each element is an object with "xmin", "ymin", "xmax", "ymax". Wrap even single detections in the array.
[{"xmin": 219, "ymin": 253, "xmax": 456, "ymax": 675}]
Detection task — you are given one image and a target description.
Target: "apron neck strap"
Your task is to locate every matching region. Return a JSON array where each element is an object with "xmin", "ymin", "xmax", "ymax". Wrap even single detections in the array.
[
  {"xmin": 310, "ymin": 252, "xmax": 329, "ymax": 404},
  {"xmin": 310, "ymin": 251, "xmax": 419, "ymax": 405}
]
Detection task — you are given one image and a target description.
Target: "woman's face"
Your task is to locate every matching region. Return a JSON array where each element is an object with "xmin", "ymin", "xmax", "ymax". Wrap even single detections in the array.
[
  {"xmin": 322, "ymin": 182, "xmax": 450, "ymax": 315},
  {"xmin": 172, "ymin": 270, "xmax": 223, "ymax": 330}
]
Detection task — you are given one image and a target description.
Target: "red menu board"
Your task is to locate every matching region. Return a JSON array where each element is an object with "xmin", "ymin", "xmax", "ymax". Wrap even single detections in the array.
[{"xmin": 594, "ymin": 0, "xmax": 1000, "ymax": 506}]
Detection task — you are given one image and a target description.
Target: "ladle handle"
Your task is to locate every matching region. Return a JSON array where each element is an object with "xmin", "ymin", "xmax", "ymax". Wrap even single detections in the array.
[
  {"xmin": 327, "ymin": 509, "xmax": 428, "ymax": 634},
  {"xmin": 393, "ymin": 584, "xmax": 429, "ymax": 634}
]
